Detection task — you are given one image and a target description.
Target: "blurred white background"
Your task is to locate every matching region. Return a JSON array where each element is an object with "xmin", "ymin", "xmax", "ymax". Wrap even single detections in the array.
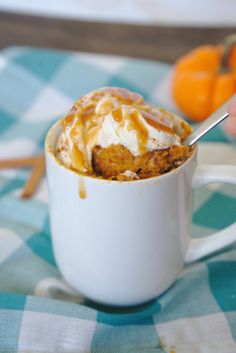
[{"xmin": 0, "ymin": 0, "xmax": 235, "ymax": 26}]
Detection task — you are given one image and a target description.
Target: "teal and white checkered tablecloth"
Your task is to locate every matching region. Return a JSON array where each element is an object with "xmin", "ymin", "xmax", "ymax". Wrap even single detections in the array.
[{"xmin": 0, "ymin": 47, "xmax": 236, "ymax": 353}]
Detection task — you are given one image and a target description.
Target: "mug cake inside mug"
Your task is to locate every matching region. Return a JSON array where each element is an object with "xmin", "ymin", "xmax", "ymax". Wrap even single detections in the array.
[{"xmin": 55, "ymin": 87, "xmax": 193, "ymax": 180}]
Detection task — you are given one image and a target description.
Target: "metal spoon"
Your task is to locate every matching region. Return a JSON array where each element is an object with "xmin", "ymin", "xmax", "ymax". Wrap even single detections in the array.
[{"xmin": 185, "ymin": 94, "xmax": 236, "ymax": 146}]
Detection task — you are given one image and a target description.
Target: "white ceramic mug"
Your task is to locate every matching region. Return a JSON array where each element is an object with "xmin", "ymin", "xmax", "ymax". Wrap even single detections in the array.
[{"xmin": 45, "ymin": 121, "xmax": 236, "ymax": 306}]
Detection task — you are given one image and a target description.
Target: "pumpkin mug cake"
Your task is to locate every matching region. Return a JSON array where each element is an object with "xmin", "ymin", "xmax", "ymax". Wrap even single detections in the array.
[
  {"xmin": 56, "ymin": 87, "xmax": 193, "ymax": 180},
  {"xmin": 45, "ymin": 87, "xmax": 236, "ymax": 306}
]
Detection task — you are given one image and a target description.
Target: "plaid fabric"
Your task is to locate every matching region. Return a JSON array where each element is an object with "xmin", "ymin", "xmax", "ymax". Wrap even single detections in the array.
[{"xmin": 0, "ymin": 46, "xmax": 236, "ymax": 353}]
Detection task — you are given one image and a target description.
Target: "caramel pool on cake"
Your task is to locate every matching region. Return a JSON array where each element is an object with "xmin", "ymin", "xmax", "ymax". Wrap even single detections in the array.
[{"xmin": 56, "ymin": 87, "xmax": 193, "ymax": 180}]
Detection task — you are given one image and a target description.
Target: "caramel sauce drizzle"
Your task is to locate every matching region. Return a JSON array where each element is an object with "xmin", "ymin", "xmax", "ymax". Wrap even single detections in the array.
[
  {"xmin": 62, "ymin": 89, "xmax": 176, "ymax": 172},
  {"xmin": 112, "ymin": 107, "xmax": 123, "ymax": 122},
  {"xmin": 87, "ymin": 124, "xmax": 100, "ymax": 143},
  {"xmin": 144, "ymin": 116, "xmax": 174, "ymax": 134},
  {"xmin": 128, "ymin": 110, "xmax": 148, "ymax": 154},
  {"xmin": 63, "ymin": 114, "xmax": 74, "ymax": 126},
  {"xmin": 71, "ymin": 145, "xmax": 85, "ymax": 172},
  {"xmin": 70, "ymin": 113, "xmax": 87, "ymax": 173}
]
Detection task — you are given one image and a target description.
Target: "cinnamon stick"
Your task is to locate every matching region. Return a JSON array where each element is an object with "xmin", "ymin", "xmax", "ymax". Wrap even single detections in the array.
[
  {"xmin": 0, "ymin": 154, "xmax": 46, "ymax": 199},
  {"xmin": 21, "ymin": 155, "xmax": 46, "ymax": 199},
  {"xmin": 0, "ymin": 156, "xmax": 37, "ymax": 169}
]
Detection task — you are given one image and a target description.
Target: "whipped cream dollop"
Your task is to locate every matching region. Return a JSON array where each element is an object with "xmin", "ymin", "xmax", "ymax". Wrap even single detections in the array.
[{"xmin": 56, "ymin": 87, "xmax": 190, "ymax": 174}]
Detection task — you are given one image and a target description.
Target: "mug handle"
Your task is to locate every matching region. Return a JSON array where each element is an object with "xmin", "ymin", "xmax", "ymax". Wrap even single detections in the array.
[{"xmin": 185, "ymin": 164, "xmax": 236, "ymax": 263}]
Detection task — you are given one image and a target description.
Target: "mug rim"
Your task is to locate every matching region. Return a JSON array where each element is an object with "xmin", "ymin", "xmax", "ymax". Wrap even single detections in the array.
[{"xmin": 45, "ymin": 120, "xmax": 197, "ymax": 185}]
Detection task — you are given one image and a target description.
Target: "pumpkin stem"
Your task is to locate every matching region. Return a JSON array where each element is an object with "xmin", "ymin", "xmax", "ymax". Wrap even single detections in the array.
[{"xmin": 220, "ymin": 33, "xmax": 236, "ymax": 73}]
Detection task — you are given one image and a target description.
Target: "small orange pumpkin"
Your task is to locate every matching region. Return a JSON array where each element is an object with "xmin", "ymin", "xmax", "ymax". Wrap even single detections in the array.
[{"xmin": 172, "ymin": 34, "xmax": 236, "ymax": 121}]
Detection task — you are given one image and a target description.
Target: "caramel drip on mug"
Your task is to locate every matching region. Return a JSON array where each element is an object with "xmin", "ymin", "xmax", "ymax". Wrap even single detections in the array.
[{"xmin": 79, "ymin": 177, "xmax": 86, "ymax": 199}]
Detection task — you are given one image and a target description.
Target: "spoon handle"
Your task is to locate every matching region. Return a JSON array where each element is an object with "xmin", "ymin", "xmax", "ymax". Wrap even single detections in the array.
[
  {"xmin": 185, "ymin": 94, "xmax": 236, "ymax": 146},
  {"xmin": 186, "ymin": 112, "xmax": 229, "ymax": 146}
]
